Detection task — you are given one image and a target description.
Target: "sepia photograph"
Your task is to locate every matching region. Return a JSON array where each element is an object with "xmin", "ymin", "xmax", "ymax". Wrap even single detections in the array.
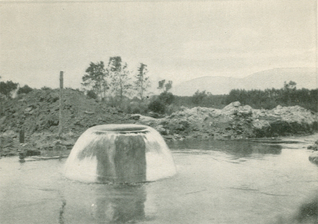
[{"xmin": 0, "ymin": 0, "xmax": 317, "ymax": 223}]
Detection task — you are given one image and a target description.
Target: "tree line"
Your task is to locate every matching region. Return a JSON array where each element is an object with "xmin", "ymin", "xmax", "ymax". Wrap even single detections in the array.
[
  {"xmin": 173, "ymin": 81, "xmax": 318, "ymax": 112},
  {"xmin": 1, "ymin": 72, "xmax": 317, "ymax": 114},
  {"xmin": 81, "ymin": 57, "xmax": 176, "ymax": 114},
  {"xmin": 225, "ymin": 81, "xmax": 318, "ymax": 111},
  {"xmin": 82, "ymin": 57, "xmax": 151, "ymax": 102}
]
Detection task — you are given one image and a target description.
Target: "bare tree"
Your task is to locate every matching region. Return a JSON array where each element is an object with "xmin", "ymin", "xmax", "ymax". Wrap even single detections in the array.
[
  {"xmin": 108, "ymin": 57, "xmax": 132, "ymax": 102},
  {"xmin": 134, "ymin": 63, "xmax": 150, "ymax": 101}
]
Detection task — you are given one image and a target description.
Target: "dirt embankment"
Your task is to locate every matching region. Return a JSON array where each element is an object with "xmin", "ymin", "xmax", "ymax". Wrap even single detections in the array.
[
  {"xmin": 0, "ymin": 89, "xmax": 317, "ymax": 156},
  {"xmin": 0, "ymin": 89, "xmax": 134, "ymax": 156}
]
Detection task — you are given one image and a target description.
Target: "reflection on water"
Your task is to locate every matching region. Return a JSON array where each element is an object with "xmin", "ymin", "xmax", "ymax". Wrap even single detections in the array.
[
  {"xmin": 0, "ymin": 134, "xmax": 318, "ymax": 224},
  {"xmin": 91, "ymin": 185, "xmax": 146, "ymax": 223},
  {"xmin": 168, "ymin": 139, "xmax": 282, "ymax": 158},
  {"xmin": 272, "ymin": 193, "xmax": 318, "ymax": 224},
  {"xmin": 59, "ymin": 200, "xmax": 66, "ymax": 224},
  {"xmin": 294, "ymin": 195, "xmax": 318, "ymax": 224},
  {"xmin": 295, "ymin": 195, "xmax": 318, "ymax": 223}
]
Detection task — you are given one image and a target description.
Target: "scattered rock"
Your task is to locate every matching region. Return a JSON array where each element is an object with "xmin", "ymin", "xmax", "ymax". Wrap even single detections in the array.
[
  {"xmin": 307, "ymin": 140, "xmax": 318, "ymax": 151},
  {"xmin": 233, "ymin": 101, "xmax": 241, "ymax": 107},
  {"xmin": 309, "ymin": 151, "xmax": 318, "ymax": 165},
  {"xmin": 130, "ymin": 114, "xmax": 140, "ymax": 120},
  {"xmin": 84, "ymin": 111, "xmax": 95, "ymax": 115}
]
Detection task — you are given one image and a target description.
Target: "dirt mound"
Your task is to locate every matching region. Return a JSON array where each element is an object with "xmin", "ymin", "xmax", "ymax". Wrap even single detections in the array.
[
  {"xmin": 0, "ymin": 88, "xmax": 134, "ymax": 155},
  {"xmin": 135, "ymin": 101, "xmax": 318, "ymax": 140},
  {"xmin": 0, "ymin": 88, "xmax": 132, "ymax": 134}
]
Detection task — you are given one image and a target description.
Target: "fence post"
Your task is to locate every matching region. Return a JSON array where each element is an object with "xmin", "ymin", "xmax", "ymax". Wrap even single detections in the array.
[
  {"xmin": 19, "ymin": 129, "xmax": 24, "ymax": 143},
  {"xmin": 59, "ymin": 71, "xmax": 63, "ymax": 139},
  {"xmin": 0, "ymin": 137, "xmax": 2, "ymax": 158}
]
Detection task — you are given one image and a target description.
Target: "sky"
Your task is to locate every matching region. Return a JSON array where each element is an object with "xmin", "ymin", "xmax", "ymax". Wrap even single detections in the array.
[{"xmin": 0, "ymin": 0, "xmax": 316, "ymax": 91}]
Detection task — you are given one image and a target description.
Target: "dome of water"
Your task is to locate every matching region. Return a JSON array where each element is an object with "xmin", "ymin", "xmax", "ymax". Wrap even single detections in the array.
[{"xmin": 63, "ymin": 124, "xmax": 177, "ymax": 183}]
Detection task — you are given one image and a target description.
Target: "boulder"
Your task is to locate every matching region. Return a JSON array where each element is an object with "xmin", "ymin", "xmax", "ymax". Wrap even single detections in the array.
[{"xmin": 309, "ymin": 151, "xmax": 318, "ymax": 165}]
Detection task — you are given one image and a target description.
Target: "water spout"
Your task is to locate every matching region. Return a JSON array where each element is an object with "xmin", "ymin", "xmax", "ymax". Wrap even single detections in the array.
[{"xmin": 63, "ymin": 124, "xmax": 177, "ymax": 183}]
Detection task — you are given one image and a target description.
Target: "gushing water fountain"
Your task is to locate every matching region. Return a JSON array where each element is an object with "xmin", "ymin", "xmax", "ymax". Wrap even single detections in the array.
[{"xmin": 64, "ymin": 124, "xmax": 177, "ymax": 183}]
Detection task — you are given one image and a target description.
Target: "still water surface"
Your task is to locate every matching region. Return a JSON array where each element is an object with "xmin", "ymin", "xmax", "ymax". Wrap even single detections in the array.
[{"xmin": 1, "ymin": 134, "xmax": 318, "ymax": 224}]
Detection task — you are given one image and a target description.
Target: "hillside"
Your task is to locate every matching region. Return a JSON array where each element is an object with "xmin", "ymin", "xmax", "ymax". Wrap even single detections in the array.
[{"xmin": 172, "ymin": 67, "xmax": 317, "ymax": 96}]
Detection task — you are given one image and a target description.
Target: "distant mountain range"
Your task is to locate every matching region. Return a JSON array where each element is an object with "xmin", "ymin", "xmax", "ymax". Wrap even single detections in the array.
[{"xmin": 172, "ymin": 68, "xmax": 318, "ymax": 96}]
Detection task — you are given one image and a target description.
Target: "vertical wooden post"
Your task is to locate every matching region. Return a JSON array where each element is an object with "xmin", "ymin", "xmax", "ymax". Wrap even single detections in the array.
[
  {"xmin": 18, "ymin": 128, "xmax": 26, "ymax": 162},
  {"xmin": 0, "ymin": 137, "xmax": 2, "ymax": 158},
  {"xmin": 59, "ymin": 71, "xmax": 64, "ymax": 139},
  {"xmin": 19, "ymin": 129, "xmax": 25, "ymax": 143}
]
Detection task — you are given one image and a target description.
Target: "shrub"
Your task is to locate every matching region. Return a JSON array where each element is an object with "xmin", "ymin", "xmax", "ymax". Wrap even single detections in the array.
[
  {"xmin": 0, "ymin": 80, "xmax": 18, "ymax": 98},
  {"xmin": 17, "ymin": 85, "xmax": 33, "ymax": 95},
  {"xmin": 41, "ymin": 86, "xmax": 52, "ymax": 90},
  {"xmin": 86, "ymin": 90, "xmax": 98, "ymax": 99},
  {"xmin": 158, "ymin": 92, "xmax": 175, "ymax": 105},
  {"xmin": 148, "ymin": 99, "xmax": 166, "ymax": 114},
  {"xmin": 192, "ymin": 90, "xmax": 209, "ymax": 105}
]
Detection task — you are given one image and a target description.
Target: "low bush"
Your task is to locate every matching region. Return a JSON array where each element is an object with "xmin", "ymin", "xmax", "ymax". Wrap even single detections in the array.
[
  {"xmin": 18, "ymin": 85, "xmax": 33, "ymax": 95},
  {"xmin": 148, "ymin": 99, "xmax": 166, "ymax": 114},
  {"xmin": 86, "ymin": 90, "xmax": 98, "ymax": 99},
  {"xmin": 158, "ymin": 92, "xmax": 175, "ymax": 105}
]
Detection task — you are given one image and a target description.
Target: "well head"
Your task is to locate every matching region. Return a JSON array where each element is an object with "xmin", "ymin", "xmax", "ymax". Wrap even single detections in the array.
[{"xmin": 64, "ymin": 124, "xmax": 176, "ymax": 184}]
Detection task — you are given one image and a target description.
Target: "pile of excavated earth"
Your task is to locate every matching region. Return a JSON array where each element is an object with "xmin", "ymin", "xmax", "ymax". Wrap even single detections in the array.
[
  {"xmin": 134, "ymin": 101, "xmax": 318, "ymax": 140},
  {"xmin": 0, "ymin": 88, "xmax": 318, "ymax": 156},
  {"xmin": 0, "ymin": 88, "xmax": 134, "ymax": 156}
]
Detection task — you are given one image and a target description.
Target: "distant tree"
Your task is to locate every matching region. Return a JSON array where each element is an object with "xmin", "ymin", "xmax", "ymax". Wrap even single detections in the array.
[
  {"xmin": 192, "ymin": 90, "xmax": 210, "ymax": 105},
  {"xmin": 108, "ymin": 57, "xmax": 132, "ymax": 102},
  {"xmin": 134, "ymin": 63, "xmax": 150, "ymax": 101},
  {"xmin": 158, "ymin": 91, "xmax": 175, "ymax": 105},
  {"xmin": 0, "ymin": 80, "xmax": 18, "ymax": 98},
  {"xmin": 154, "ymin": 79, "xmax": 175, "ymax": 111},
  {"xmin": 108, "ymin": 56, "xmax": 122, "ymax": 72},
  {"xmin": 158, "ymin": 79, "xmax": 166, "ymax": 92},
  {"xmin": 164, "ymin": 80, "xmax": 173, "ymax": 92},
  {"xmin": 17, "ymin": 85, "xmax": 33, "ymax": 95},
  {"xmin": 41, "ymin": 86, "xmax": 52, "ymax": 90},
  {"xmin": 283, "ymin": 81, "xmax": 297, "ymax": 104},
  {"xmin": 284, "ymin": 81, "xmax": 297, "ymax": 91},
  {"xmin": 157, "ymin": 79, "xmax": 173, "ymax": 92},
  {"xmin": 82, "ymin": 61, "xmax": 108, "ymax": 100}
]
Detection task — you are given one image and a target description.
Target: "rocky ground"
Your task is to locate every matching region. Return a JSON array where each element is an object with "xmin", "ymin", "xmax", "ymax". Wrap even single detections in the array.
[
  {"xmin": 0, "ymin": 88, "xmax": 318, "ymax": 156},
  {"xmin": 308, "ymin": 140, "xmax": 318, "ymax": 165}
]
